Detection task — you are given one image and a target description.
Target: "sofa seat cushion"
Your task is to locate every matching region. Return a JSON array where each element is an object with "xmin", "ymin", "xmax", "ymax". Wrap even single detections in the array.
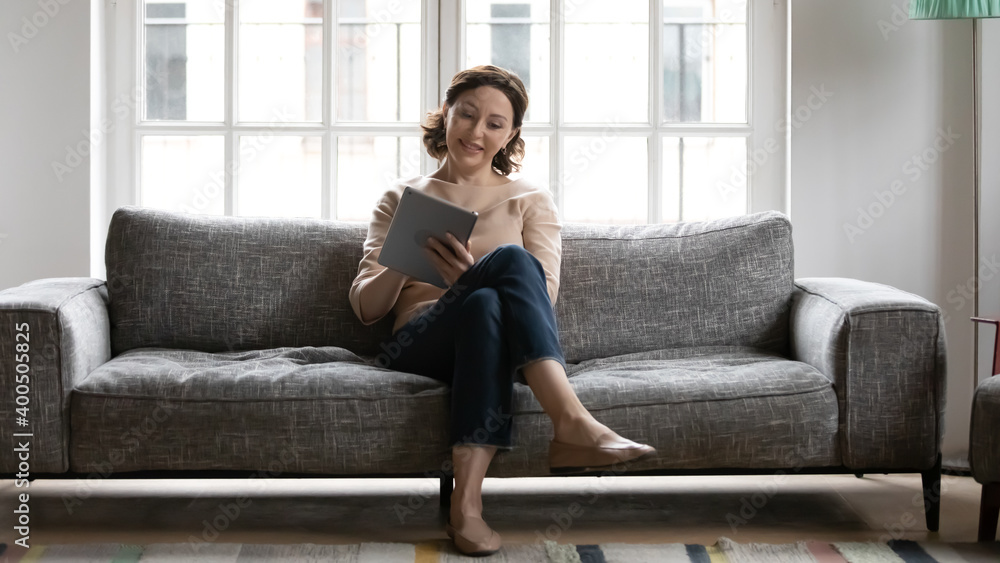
[
  {"xmin": 72, "ymin": 346, "xmax": 443, "ymax": 400},
  {"xmin": 552, "ymin": 345, "xmax": 832, "ymax": 408},
  {"xmin": 70, "ymin": 346, "xmax": 454, "ymax": 475},
  {"xmin": 487, "ymin": 346, "xmax": 840, "ymax": 476},
  {"xmin": 69, "ymin": 345, "xmax": 839, "ymax": 476}
]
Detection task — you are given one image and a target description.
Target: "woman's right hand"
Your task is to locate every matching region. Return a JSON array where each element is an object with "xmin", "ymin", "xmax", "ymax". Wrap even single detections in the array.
[{"xmin": 423, "ymin": 232, "xmax": 474, "ymax": 287}]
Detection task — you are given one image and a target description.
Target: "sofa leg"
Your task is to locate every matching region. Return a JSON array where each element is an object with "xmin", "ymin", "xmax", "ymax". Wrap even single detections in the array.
[
  {"xmin": 920, "ymin": 453, "xmax": 942, "ymax": 532},
  {"xmin": 440, "ymin": 472, "xmax": 453, "ymax": 508},
  {"xmin": 979, "ymin": 483, "xmax": 1000, "ymax": 542}
]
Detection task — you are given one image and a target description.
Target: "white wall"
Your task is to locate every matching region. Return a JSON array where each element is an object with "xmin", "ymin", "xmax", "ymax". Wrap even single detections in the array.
[
  {"xmin": 0, "ymin": 0, "xmax": 92, "ymax": 290},
  {"xmin": 791, "ymin": 0, "xmax": 978, "ymax": 467},
  {"xmin": 91, "ymin": 0, "xmax": 107, "ymax": 278}
]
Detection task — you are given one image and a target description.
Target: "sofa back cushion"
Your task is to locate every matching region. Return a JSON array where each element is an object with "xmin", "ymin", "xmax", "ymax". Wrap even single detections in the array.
[
  {"xmin": 105, "ymin": 206, "xmax": 794, "ymax": 362},
  {"xmin": 105, "ymin": 206, "xmax": 391, "ymax": 357},
  {"xmin": 556, "ymin": 211, "xmax": 793, "ymax": 363}
]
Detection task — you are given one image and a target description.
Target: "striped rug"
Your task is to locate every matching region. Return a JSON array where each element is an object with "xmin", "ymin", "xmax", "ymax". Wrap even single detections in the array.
[{"xmin": 3, "ymin": 538, "xmax": 1000, "ymax": 562}]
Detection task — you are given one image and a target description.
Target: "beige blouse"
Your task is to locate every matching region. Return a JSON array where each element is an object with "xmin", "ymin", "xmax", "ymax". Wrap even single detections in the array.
[{"xmin": 349, "ymin": 174, "xmax": 563, "ymax": 334}]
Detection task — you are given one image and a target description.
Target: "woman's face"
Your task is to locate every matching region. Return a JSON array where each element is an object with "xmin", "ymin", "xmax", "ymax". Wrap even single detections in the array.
[{"xmin": 442, "ymin": 85, "xmax": 517, "ymax": 174}]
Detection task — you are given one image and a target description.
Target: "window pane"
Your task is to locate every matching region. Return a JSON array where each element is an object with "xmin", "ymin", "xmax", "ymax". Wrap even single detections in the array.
[
  {"xmin": 663, "ymin": 136, "xmax": 747, "ymax": 221},
  {"xmin": 236, "ymin": 135, "xmax": 322, "ymax": 217},
  {"xmin": 662, "ymin": 0, "xmax": 746, "ymax": 23},
  {"xmin": 465, "ymin": 0, "xmax": 550, "ymax": 123},
  {"xmin": 337, "ymin": 0, "xmax": 422, "ymax": 122},
  {"xmin": 144, "ymin": 1, "xmax": 224, "ymax": 121},
  {"xmin": 514, "ymin": 135, "xmax": 549, "ymax": 188},
  {"xmin": 140, "ymin": 136, "xmax": 225, "ymax": 214},
  {"xmin": 661, "ymin": 137, "xmax": 681, "ymax": 222},
  {"xmin": 337, "ymin": 136, "xmax": 422, "ymax": 221},
  {"xmin": 564, "ymin": 1, "xmax": 649, "ymax": 123},
  {"xmin": 239, "ymin": 0, "xmax": 323, "ymax": 122},
  {"xmin": 562, "ymin": 136, "xmax": 647, "ymax": 223},
  {"xmin": 663, "ymin": 0, "xmax": 747, "ymax": 123}
]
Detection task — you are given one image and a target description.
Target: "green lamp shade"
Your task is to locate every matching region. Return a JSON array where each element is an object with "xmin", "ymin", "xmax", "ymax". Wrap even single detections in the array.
[{"xmin": 910, "ymin": 0, "xmax": 1000, "ymax": 19}]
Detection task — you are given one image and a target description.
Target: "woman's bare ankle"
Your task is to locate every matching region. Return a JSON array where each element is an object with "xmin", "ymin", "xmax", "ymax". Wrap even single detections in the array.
[
  {"xmin": 449, "ymin": 490, "xmax": 483, "ymax": 522},
  {"xmin": 553, "ymin": 413, "xmax": 611, "ymax": 446}
]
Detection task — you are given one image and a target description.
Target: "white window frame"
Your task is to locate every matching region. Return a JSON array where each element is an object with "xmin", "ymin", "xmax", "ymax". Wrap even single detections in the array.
[
  {"xmin": 107, "ymin": 0, "xmax": 439, "ymax": 221},
  {"xmin": 105, "ymin": 0, "xmax": 788, "ymax": 226},
  {"xmin": 443, "ymin": 0, "xmax": 788, "ymax": 221}
]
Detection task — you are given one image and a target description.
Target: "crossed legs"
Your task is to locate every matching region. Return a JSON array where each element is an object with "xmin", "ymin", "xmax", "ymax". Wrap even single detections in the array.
[{"xmin": 383, "ymin": 245, "xmax": 618, "ymax": 528}]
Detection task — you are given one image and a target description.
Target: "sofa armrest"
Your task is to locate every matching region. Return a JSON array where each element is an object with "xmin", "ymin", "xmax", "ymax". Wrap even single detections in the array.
[
  {"xmin": 970, "ymin": 317, "xmax": 1000, "ymax": 484},
  {"xmin": 0, "ymin": 278, "xmax": 110, "ymax": 474},
  {"xmin": 790, "ymin": 277, "xmax": 946, "ymax": 469}
]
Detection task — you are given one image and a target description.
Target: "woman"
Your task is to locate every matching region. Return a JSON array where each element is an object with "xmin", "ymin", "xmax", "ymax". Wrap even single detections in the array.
[{"xmin": 348, "ymin": 65, "xmax": 656, "ymax": 557}]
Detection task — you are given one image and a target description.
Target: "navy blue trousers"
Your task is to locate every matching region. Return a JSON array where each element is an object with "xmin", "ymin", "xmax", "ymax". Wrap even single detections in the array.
[{"xmin": 378, "ymin": 244, "xmax": 568, "ymax": 451}]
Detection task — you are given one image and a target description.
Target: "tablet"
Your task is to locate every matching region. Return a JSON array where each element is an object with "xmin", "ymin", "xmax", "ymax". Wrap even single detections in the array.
[{"xmin": 377, "ymin": 186, "xmax": 479, "ymax": 288}]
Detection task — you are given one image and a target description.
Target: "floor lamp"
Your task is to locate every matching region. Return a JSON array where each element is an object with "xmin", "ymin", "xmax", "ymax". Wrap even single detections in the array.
[{"xmin": 909, "ymin": 2, "xmax": 999, "ymax": 403}]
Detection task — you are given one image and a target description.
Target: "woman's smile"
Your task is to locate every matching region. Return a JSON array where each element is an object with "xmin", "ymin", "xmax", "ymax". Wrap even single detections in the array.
[{"xmin": 459, "ymin": 138, "xmax": 483, "ymax": 153}]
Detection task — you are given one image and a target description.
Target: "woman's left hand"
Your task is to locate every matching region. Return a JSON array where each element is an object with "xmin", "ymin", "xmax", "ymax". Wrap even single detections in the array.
[{"xmin": 423, "ymin": 232, "xmax": 474, "ymax": 287}]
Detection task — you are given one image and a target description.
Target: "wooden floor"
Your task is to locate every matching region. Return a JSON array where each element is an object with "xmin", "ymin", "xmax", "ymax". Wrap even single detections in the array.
[{"xmin": 0, "ymin": 472, "xmax": 993, "ymax": 548}]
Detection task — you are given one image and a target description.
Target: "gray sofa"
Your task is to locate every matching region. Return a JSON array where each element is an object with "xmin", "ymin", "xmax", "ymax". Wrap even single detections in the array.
[
  {"xmin": 0, "ymin": 206, "xmax": 947, "ymax": 529},
  {"xmin": 970, "ymin": 318, "xmax": 1000, "ymax": 541}
]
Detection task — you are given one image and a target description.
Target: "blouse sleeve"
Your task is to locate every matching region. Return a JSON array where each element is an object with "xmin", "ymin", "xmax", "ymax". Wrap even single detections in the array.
[
  {"xmin": 348, "ymin": 186, "xmax": 402, "ymax": 325},
  {"xmin": 521, "ymin": 188, "xmax": 563, "ymax": 307}
]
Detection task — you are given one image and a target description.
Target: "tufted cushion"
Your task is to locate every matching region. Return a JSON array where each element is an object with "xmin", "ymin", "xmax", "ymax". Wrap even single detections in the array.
[
  {"xmin": 555, "ymin": 211, "xmax": 794, "ymax": 363},
  {"xmin": 104, "ymin": 206, "xmax": 390, "ymax": 356}
]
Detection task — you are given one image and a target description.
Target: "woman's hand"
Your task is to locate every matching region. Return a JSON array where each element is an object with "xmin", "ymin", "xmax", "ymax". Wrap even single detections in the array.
[{"xmin": 423, "ymin": 232, "xmax": 474, "ymax": 287}]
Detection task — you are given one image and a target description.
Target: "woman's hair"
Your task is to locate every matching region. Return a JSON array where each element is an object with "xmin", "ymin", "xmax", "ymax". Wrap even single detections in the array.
[{"xmin": 421, "ymin": 65, "xmax": 528, "ymax": 176}]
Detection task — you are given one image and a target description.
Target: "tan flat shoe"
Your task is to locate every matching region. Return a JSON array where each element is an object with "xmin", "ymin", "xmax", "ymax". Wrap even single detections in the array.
[
  {"xmin": 445, "ymin": 514, "xmax": 502, "ymax": 557},
  {"xmin": 549, "ymin": 431, "xmax": 657, "ymax": 474}
]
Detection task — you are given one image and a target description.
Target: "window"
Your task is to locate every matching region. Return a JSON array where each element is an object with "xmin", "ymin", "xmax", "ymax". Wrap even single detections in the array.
[
  {"xmin": 128, "ymin": 0, "xmax": 428, "ymax": 221},
  {"xmin": 452, "ymin": 0, "xmax": 780, "ymax": 223},
  {"xmin": 110, "ymin": 0, "xmax": 786, "ymax": 224}
]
